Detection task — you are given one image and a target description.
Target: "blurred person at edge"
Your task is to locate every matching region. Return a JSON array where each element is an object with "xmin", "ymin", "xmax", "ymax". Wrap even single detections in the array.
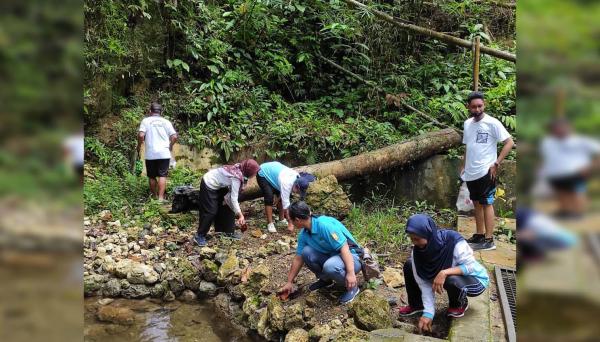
[
  {"xmin": 63, "ymin": 128, "xmax": 84, "ymax": 184},
  {"xmin": 540, "ymin": 118, "xmax": 600, "ymax": 219}
]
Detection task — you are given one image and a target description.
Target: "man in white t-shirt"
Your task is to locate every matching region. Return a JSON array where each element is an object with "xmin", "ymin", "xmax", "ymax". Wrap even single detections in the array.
[
  {"xmin": 137, "ymin": 103, "xmax": 178, "ymax": 201},
  {"xmin": 540, "ymin": 118, "xmax": 600, "ymax": 218},
  {"xmin": 460, "ymin": 92, "xmax": 514, "ymax": 251}
]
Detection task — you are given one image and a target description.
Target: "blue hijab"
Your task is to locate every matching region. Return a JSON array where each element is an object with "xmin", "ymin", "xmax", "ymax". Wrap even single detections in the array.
[{"xmin": 406, "ymin": 214, "xmax": 464, "ymax": 281}]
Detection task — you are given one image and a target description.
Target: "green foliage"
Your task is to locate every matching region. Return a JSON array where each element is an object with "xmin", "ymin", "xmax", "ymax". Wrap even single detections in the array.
[
  {"xmin": 84, "ymin": 171, "xmax": 148, "ymax": 216},
  {"xmin": 85, "ymin": 137, "xmax": 131, "ymax": 176},
  {"xmin": 346, "ymin": 198, "xmax": 457, "ymax": 254}
]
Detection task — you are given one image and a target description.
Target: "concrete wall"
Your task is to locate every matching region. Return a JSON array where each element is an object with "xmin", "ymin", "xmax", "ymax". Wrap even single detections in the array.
[{"xmin": 344, "ymin": 155, "xmax": 516, "ymax": 217}]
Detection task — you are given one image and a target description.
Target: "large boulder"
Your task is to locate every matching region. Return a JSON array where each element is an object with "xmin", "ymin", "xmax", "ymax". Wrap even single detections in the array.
[
  {"xmin": 200, "ymin": 259, "xmax": 219, "ymax": 282},
  {"xmin": 218, "ymin": 250, "xmax": 239, "ymax": 282},
  {"xmin": 198, "ymin": 281, "xmax": 217, "ymax": 297},
  {"xmin": 246, "ymin": 263, "xmax": 271, "ymax": 291},
  {"xmin": 97, "ymin": 306, "xmax": 135, "ymax": 325},
  {"xmin": 284, "ymin": 303, "xmax": 306, "ymax": 331},
  {"xmin": 382, "ymin": 267, "xmax": 404, "ymax": 288},
  {"xmin": 267, "ymin": 296, "xmax": 286, "ymax": 331},
  {"xmin": 304, "ymin": 175, "xmax": 352, "ymax": 219},
  {"xmin": 175, "ymin": 258, "xmax": 201, "ymax": 290},
  {"xmin": 121, "ymin": 284, "xmax": 150, "ymax": 299},
  {"xmin": 84, "ymin": 274, "xmax": 107, "ymax": 295},
  {"xmin": 351, "ymin": 290, "xmax": 393, "ymax": 331},
  {"xmin": 127, "ymin": 263, "xmax": 160, "ymax": 285},
  {"xmin": 101, "ymin": 278, "xmax": 122, "ymax": 297}
]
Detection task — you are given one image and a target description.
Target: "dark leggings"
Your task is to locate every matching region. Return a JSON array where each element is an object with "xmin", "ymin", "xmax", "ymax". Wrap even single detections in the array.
[
  {"xmin": 403, "ymin": 259, "xmax": 485, "ymax": 309},
  {"xmin": 256, "ymin": 174, "xmax": 280, "ymax": 206},
  {"xmin": 197, "ymin": 180, "xmax": 235, "ymax": 236}
]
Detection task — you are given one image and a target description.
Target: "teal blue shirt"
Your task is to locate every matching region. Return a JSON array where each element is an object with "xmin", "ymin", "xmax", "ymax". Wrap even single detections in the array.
[
  {"xmin": 258, "ymin": 161, "xmax": 287, "ymax": 191},
  {"xmin": 296, "ymin": 216, "xmax": 361, "ymax": 256}
]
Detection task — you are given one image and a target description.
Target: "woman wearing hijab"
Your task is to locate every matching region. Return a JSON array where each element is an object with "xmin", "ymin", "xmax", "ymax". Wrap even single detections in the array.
[
  {"xmin": 257, "ymin": 161, "xmax": 316, "ymax": 233},
  {"xmin": 193, "ymin": 159, "xmax": 260, "ymax": 246},
  {"xmin": 398, "ymin": 214, "xmax": 489, "ymax": 333}
]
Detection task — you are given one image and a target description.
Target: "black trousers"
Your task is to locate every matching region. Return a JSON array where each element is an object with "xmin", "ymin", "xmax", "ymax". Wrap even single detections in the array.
[
  {"xmin": 256, "ymin": 174, "xmax": 280, "ymax": 206},
  {"xmin": 197, "ymin": 180, "xmax": 235, "ymax": 236},
  {"xmin": 403, "ymin": 259, "xmax": 486, "ymax": 309}
]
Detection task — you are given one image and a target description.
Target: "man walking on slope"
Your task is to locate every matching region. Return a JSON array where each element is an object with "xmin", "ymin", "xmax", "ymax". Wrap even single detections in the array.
[
  {"xmin": 137, "ymin": 102, "xmax": 178, "ymax": 201},
  {"xmin": 461, "ymin": 92, "xmax": 514, "ymax": 251}
]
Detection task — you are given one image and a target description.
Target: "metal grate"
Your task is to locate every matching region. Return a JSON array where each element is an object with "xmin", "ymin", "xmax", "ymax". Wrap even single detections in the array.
[{"xmin": 495, "ymin": 266, "xmax": 516, "ymax": 342}]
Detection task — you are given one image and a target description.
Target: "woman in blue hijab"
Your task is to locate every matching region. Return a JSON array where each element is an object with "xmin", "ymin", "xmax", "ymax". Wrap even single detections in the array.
[{"xmin": 398, "ymin": 214, "xmax": 489, "ymax": 333}]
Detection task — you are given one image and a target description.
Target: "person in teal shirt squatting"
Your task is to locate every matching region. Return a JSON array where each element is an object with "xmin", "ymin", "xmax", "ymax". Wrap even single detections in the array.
[
  {"xmin": 278, "ymin": 201, "xmax": 362, "ymax": 304},
  {"xmin": 256, "ymin": 161, "xmax": 315, "ymax": 233}
]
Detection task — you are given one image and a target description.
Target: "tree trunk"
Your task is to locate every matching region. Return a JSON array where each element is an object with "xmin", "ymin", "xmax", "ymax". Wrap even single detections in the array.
[
  {"xmin": 239, "ymin": 128, "xmax": 461, "ymax": 200},
  {"xmin": 343, "ymin": 0, "xmax": 516, "ymax": 63}
]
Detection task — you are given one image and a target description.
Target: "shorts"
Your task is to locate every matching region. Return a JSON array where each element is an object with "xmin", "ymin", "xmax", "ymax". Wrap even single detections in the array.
[
  {"xmin": 257, "ymin": 174, "xmax": 280, "ymax": 206},
  {"xmin": 145, "ymin": 159, "xmax": 170, "ymax": 178},
  {"xmin": 548, "ymin": 174, "xmax": 587, "ymax": 193},
  {"xmin": 466, "ymin": 171, "xmax": 496, "ymax": 205}
]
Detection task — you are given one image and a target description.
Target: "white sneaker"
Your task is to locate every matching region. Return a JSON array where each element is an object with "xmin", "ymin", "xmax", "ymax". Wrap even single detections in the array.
[{"xmin": 267, "ymin": 223, "xmax": 277, "ymax": 233}]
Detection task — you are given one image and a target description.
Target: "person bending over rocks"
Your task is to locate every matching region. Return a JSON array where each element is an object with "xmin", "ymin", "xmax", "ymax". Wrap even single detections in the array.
[
  {"xmin": 256, "ymin": 161, "xmax": 315, "ymax": 233},
  {"xmin": 278, "ymin": 201, "xmax": 362, "ymax": 305},
  {"xmin": 193, "ymin": 159, "xmax": 260, "ymax": 247},
  {"xmin": 398, "ymin": 214, "xmax": 489, "ymax": 333}
]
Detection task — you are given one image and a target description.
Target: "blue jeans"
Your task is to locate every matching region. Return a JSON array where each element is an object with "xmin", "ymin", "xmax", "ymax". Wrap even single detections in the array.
[{"xmin": 301, "ymin": 245, "xmax": 361, "ymax": 285}]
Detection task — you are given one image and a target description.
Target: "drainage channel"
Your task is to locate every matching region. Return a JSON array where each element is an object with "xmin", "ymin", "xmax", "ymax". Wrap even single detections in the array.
[{"xmin": 495, "ymin": 266, "xmax": 516, "ymax": 342}]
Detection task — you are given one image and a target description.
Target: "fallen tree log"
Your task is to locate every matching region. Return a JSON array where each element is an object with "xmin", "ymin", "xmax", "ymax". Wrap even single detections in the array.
[
  {"xmin": 171, "ymin": 128, "xmax": 461, "ymax": 213},
  {"xmin": 343, "ymin": 0, "xmax": 516, "ymax": 62},
  {"xmin": 239, "ymin": 128, "xmax": 461, "ymax": 200}
]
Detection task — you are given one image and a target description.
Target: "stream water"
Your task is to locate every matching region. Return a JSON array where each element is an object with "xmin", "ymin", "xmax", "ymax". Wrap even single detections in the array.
[{"xmin": 84, "ymin": 298, "xmax": 262, "ymax": 342}]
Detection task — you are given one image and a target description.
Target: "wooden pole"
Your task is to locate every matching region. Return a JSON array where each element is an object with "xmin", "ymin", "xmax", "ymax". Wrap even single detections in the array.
[
  {"xmin": 343, "ymin": 0, "xmax": 516, "ymax": 63},
  {"xmin": 473, "ymin": 36, "xmax": 481, "ymax": 91}
]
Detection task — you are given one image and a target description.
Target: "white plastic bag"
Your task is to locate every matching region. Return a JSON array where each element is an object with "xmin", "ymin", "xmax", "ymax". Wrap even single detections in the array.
[{"xmin": 456, "ymin": 182, "xmax": 474, "ymax": 212}]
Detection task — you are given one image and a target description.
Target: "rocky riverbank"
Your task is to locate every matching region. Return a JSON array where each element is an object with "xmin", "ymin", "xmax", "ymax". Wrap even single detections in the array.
[{"xmin": 84, "ymin": 198, "xmax": 454, "ymax": 341}]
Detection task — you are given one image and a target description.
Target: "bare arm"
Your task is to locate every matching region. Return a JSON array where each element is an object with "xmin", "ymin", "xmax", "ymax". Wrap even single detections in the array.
[
  {"xmin": 496, "ymin": 137, "xmax": 515, "ymax": 165},
  {"xmin": 169, "ymin": 134, "xmax": 178, "ymax": 151},
  {"xmin": 340, "ymin": 243, "xmax": 357, "ymax": 289},
  {"xmin": 286, "ymin": 255, "xmax": 304, "ymax": 284},
  {"xmin": 137, "ymin": 132, "xmax": 145, "ymax": 157}
]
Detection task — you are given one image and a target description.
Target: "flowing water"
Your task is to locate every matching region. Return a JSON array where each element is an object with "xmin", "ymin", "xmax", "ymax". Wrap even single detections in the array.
[{"xmin": 84, "ymin": 298, "xmax": 261, "ymax": 342}]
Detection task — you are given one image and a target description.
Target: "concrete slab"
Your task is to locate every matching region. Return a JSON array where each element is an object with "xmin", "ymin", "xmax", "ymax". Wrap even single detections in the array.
[
  {"xmin": 456, "ymin": 216, "xmax": 516, "ymax": 269},
  {"xmin": 369, "ymin": 328, "xmax": 444, "ymax": 341},
  {"xmin": 448, "ymin": 288, "xmax": 491, "ymax": 342}
]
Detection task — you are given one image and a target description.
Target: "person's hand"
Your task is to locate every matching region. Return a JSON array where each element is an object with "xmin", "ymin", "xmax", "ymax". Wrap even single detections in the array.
[
  {"xmin": 417, "ymin": 316, "xmax": 433, "ymax": 334},
  {"xmin": 279, "ymin": 282, "xmax": 293, "ymax": 296},
  {"xmin": 287, "ymin": 223, "xmax": 294, "ymax": 233},
  {"xmin": 432, "ymin": 270, "xmax": 447, "ymax": 294},
  {"xmin": 237, "ymin": 214, "xmax": 246, "ymax": 227},
  {"xmin": 345, "ymin": 272, "xmax": 357, "ymax": 290},
  {"xmin": 489, "ymin": 163, "xmax": 498, "ymax": 181}
]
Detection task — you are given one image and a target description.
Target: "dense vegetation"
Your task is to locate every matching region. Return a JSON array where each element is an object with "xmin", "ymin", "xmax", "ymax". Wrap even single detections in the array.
[{"xmin": 84, "ymin": 0, "xmax": 516, "ymax": 218}]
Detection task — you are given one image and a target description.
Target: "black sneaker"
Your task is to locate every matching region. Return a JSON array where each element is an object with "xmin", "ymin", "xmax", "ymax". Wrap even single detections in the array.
[
  {"xmin": 467, "ymin": 234, "xmax": 485, "ymax": 244},
  {"xmin": 471, "ymin": 238, "xmax": 496, "ymax": 251},
  {"xmin": 308, "ymin": 279, "xmax": 335, "ymax": 292}
]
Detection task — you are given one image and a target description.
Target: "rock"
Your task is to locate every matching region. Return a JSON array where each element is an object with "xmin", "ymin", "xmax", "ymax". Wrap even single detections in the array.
[
  {"xmin": 166, "ymin": 241, "xmax": 179, "ymax": 251},
  {"xmin": 267, "ymin": 296, "xmax": 286, "ymax": 331},
  {"xmin": 97, "ymin": 306, "xmax": 135, "ymax": 325},
  {"xmin": 198, "ymin": 247, "xmax": 217, "ymax": 258},
  {"xmin": 150, "ymin": 282, "xmax": 167, "ymax": 298},
  {"xmin": 370, "ymin": 328, "xmax": 427, "ymax": 341},
  {"xmin": 177, "ymin": 258, "xmax": 201, "ymax": 290},
  {"xmin": 218, "ymin": 250, "xmax": 239, "ymax": 282},
  {"xmin": 284, "ymin": 303, "xmax": 305, "ymax": 330},
  {"xmin": 351, "ymin": 290, "xmax": 393, "ymax": 331},
  {"xmin": 84, "ymin": 219, "xmax": 91, "ymax": 226},
  {"xmin": 153, "ymin": 263, "xmax": 165, "ymax": 274},
  {"xmin": 336, "ymin": 324, "xmax": 370, "ymax": 341},
  {"xmin": 96, "ymin": 247, "xmax": 107, "ymax": 258},
  {"xmin": 108, "ymin": 220, "xmax": 121, "ymax": 228},
  {"xmin": 101, "ymin": 278, "xmax": 122, "ymax": 297},
  {"xmin": 275, "ymin": 240, "xmax": 291, "ymax": 254},
  {"xmin": 126, "ymin": 263, "xmax": 160, "ymax": 285},
  {"xmin": 163, "ymin": 291, "xmax": 176, "ymax": 302},
  {"xmin": 113, "ymin": 259, "xmax": 135, "ymax": 278},
  {"xmin": 179, "ymin": 289, "xmax": 197, "ymax": 302},
  {"xmin": 330, "ymin": 319, "xmax": 343, "ymax": 329},
  {"xmin": 305, "ymin": 292, "xmax": 319, "ymax": 308},
  {"xmin": 98, "ymin": 298, "xmax": 114, "ymax": 306},
  {"xmin": 198, "ymin": 281, "xmax": 217, "ymax": 297},
  {"xmin": 214, "ymin": 252, "xmax": 228, "ymax": 265},
  {"xmin": 121, "ymin": 284, "xmax": 150, "ymax": 299},
  {"xmin": 142, "ymin": 235, "xmax": 157, "ymax": 248},
  {"xmin": 285, "ymin": 328, "xmax": 309, "ymax": 342},
  {"xmin": 246, "ymin": 263, "xmax": 271, "ymax": 291},
  {"xmin": 84, "ymin": 274, "xmax": 107, "ymax": 294},
  {"xmin": 308, "ymin": 324, "xmax": 335, "ymax": 341},
  {"xmin": 304, "ymin": 175, "xmax": 352, "ymax": 220},
  {"xmin": 201, "ymin": 259, "xmax": 219, "ymax": 282},
  {"xmin": 256, "ymin": 308, "xmax": 269, "ymax": 336},
  {"xmin": 99, "ymin": 210, "xmax": 113, "ymax": 221},
  {"xmin": 382, "ymin": 267, "xmax": 404, "ymax": 288},
  {"xmin": 250, "ymin": 229, "xmax": 263, "ymax": 238}
]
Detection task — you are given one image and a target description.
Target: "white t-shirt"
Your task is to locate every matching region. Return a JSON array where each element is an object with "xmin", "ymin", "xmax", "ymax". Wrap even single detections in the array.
[
  {"xmin": 139, "ymin": 115, "xmax": 177, "ymax": 160},
  {"xmin": 540, "ymin": 135, "xmax": 600, "ymax": 178},
  {"xmin": 203, "ymin": 168, "xmax": 243, "ymax": 215},
  {"xmin": 64, "ymin": 134, "xmax": 84, "ymax": 166},
  {"xmin": 279, "ymin": 168, "xmax": 299, "ymax": 210},
  {"xmin": 462, "ymin": 114, "xmax": 511, "ymax": 181}
]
